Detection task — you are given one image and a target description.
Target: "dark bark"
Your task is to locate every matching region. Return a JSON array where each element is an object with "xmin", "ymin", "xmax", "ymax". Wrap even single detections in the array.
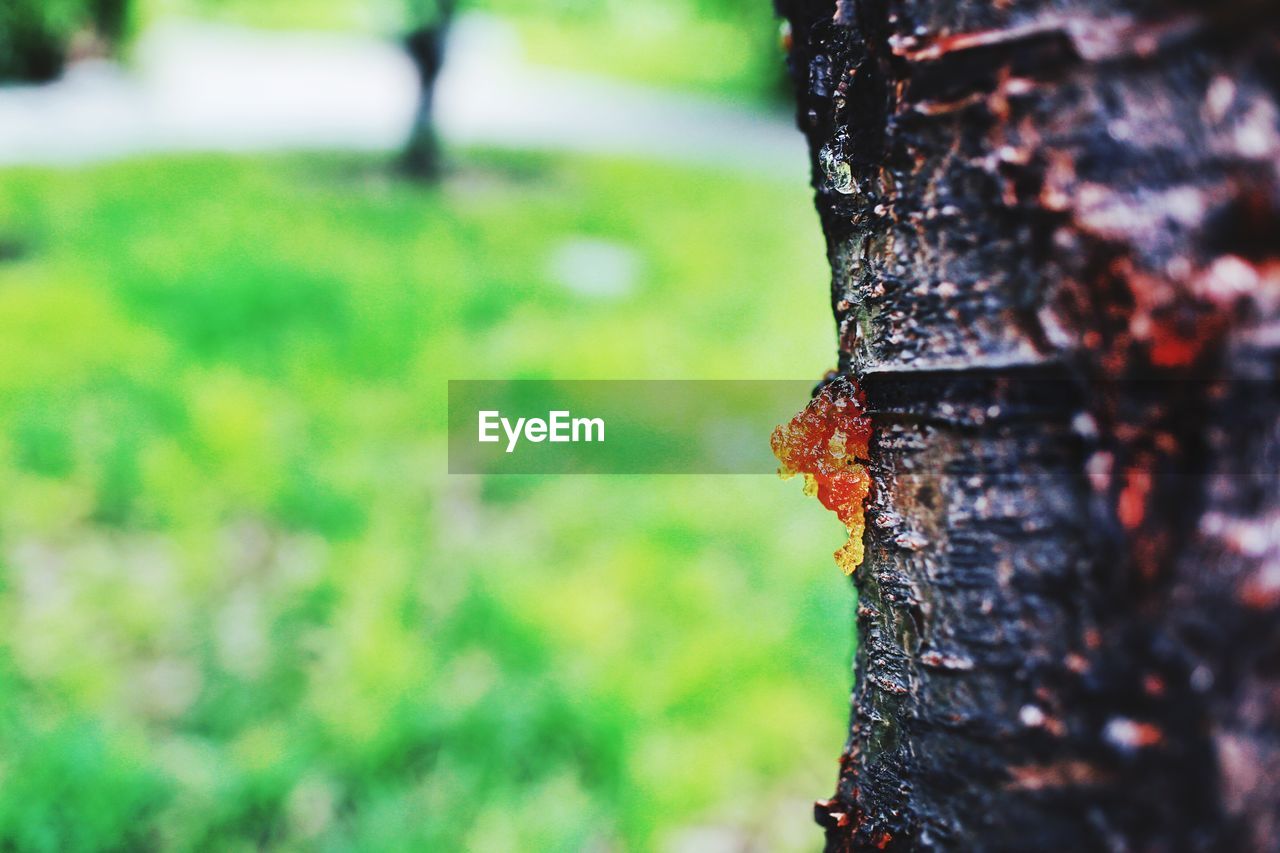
[{"xmin": 775, "ymin": 0, "xmax": 1280, "ymax": 849}]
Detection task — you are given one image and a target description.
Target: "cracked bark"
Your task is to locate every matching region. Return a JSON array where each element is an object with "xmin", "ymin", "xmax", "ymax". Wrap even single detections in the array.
[{"xmin": 774, "ymin": 0, "xmax": 1280, "ymax": 849}]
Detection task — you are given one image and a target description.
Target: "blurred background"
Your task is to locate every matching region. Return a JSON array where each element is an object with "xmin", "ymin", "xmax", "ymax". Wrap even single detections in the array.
[{"xmin": 0, "ymin": 0, "xmax": 849, "ymax": 849}]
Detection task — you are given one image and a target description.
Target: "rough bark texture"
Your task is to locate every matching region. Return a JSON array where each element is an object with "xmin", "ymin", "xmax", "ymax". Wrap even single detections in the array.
[{"xmin": 775, "ymin": 0, "xmax": 1280, "ymax": 849}]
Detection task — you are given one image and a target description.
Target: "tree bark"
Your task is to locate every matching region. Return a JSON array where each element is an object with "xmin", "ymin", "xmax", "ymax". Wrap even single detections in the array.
[{"xmin": 774, "ymin": 0, "xmax": 1280, "ymax": 849}]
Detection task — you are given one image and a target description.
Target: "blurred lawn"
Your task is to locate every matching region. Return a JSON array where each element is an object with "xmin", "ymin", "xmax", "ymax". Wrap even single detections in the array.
[{"xmin": 0, "ymin": 151, "xmax": 851, "ymax": 850}]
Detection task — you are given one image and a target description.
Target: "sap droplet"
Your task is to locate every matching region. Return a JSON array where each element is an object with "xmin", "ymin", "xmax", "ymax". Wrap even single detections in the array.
[
  {"xmin": 1103, "ymin": 717, "xmax": 1164, "ymax": 752},
  {"xmin": 819, "ymin": 144, "xmax": 855, "ymax": 195},
  {"xmin": 1020, "ymin": 704, "xmax": 1046, "ymax": 727},
  {"xmin": 771, "ymin": 376, "xmax": 873, "ymax": 575}
]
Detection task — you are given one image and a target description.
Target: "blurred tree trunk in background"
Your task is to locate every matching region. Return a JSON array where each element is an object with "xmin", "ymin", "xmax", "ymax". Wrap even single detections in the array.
[
  {"xmin": 0, "ymin": 0, "xmax": 133, "ymax": 82},
  {"xmin": 776, "ymin": 0, "xmax": 1280, "ymax": 849},
  {"xmin": 401, "ymin": 0, "xmax": 456, "ymax": 180}
]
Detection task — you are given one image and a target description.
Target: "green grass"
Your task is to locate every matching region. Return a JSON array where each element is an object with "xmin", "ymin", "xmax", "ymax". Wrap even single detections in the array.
[{"xmin": 0, "ymin": 150, "xmax": 847, "ymax": 850}]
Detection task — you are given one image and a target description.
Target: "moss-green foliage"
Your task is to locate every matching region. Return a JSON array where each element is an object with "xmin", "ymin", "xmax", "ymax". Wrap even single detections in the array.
[
  {"xmin": 0, "ymin": 0, "xmax": 85, "ymax": 81},
  {"xmin": 500, "ymin": 0, "xmax": 788, "ymax": 104},
  {"xmin": 0, "ymin": 0, "xmax": 135, "ymax": 81},
  {"xmin": 0, "ymin": 151, "xmax": 849, "ymax": 849},
  {"xmin": 2, "ymin": 0, "xmax": 784, "ymax": 99},
  {"xmin": 143, "ymin": 0, "xmax": 786, "ymax": 103}
]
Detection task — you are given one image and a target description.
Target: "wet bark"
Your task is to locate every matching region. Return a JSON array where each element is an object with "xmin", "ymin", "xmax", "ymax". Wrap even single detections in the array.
[{"xmin": 775, "ymin": 0, "xmax": 1280, "ymax": 849}]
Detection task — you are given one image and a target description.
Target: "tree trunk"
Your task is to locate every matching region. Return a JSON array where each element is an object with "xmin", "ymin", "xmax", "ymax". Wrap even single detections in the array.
[
  {"xmin": 774, "ymin": 0, "xmax": 1280, "ymax": 849},
  {"xmin": 401, "ymin": 1, "xmax": 456, "ymax": 180}
]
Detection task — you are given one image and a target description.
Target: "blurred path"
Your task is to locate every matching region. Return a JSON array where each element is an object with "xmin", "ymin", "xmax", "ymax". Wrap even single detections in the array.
[
  {"xmin": 0, "ymin": 22, "xmax": 417, "ymax": 163},
  {"xmin": 0, "ymin": 15, "xmax": 807, "ymax": 179}
]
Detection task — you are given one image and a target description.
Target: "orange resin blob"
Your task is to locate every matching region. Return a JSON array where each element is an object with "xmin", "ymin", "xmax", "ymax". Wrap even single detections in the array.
[{"xmin": 771, "ymin": 376, "xmax": 872, "ymax": 575}]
